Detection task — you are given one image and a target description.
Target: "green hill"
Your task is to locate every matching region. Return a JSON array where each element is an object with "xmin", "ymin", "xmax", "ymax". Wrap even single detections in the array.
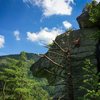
[
  {"xmin": 0, "ymin": 52, "xmax": 54, "ymax": 99},
  {"xmin": 0, "ymin": 52, "xmax": 40, "ymax": 61}
]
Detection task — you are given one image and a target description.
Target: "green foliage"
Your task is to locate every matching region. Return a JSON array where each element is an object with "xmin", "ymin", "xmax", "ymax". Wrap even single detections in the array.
[
  {"xmin": 89, "ymin": 31, "xmax": 100, "ymax": 40},
  {"xmin": 19, "ymin": 51, "xmax": 27, "ymax": 61},
  {"xmin": 85, "ymin": 3, "xmax": 93, "ymax": 12},
  {"xmin": 89, "ymin": 1, "xmax": 100, "ymax": 23},
  {"xmin": 0, "ymin": 52, "xmax": 52, "ymax": 100},
  {"xmin": 47, "ymin": 43, "xmax": 54, "ymax": 48},
  {"xmin": 80, "ymin": 59, "xmax": 100, "ymax": 100},
  {"xmin": 67, "ymin": 28, "xmax": 73, "ymax": 32},
  {"xmin": 0, "ymin": 52, "xmax": 40, "ymax": 62},
  {"xmin": 65, "ymin": 28, "xmax": 73, "ymax": 33}
]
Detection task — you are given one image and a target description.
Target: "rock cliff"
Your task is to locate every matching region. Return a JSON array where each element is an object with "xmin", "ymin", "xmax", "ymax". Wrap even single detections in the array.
[
  {"xmin": 77, "ymin": 2, "xmax": 100, "ymax": 29},
  {"xmin": 30, "ymin": 3, "xmax": 100, "ymax": 99}
]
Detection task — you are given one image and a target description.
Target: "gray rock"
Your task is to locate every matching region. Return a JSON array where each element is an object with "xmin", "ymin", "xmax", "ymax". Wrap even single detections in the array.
[
  {"xmin": 30, "ymin": 28, "xmax": 99, "ymax": 99},
  {"xmin": 77, "ymin": 2, "xmax": 100, "ymax": 29},
  {"xmin": 30, "ymin": 3, "xmax": 100, "ymax": 99}
]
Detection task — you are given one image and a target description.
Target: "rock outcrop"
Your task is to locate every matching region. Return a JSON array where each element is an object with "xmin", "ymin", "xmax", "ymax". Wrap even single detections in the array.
[
  {"xmin": 77, "ymin": 11, "xmax": 94, "ymax": 28},
  {"xmin": 77, "ymin": 2, "xmax": 100, "ymax": 29},
  {"xmin": 31, "ymin": 28, "xmax": 99, "ymax": 99},
  {"xmin": 30, "ymin": 3, "xmax": 100, "ymax": 100}
]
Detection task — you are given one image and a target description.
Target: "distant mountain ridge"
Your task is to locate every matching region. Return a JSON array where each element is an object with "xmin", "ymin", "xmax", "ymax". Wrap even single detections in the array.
[{"xmin": 0, "ymin": 53, "xmax": 40, "ymax": 61}]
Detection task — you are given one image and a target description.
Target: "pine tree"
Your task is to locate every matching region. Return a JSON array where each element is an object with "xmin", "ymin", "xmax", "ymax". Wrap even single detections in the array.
[
  {"xmin": 0, "ymin": 52, "xmax": 50, "ymax": 100},
  {"xmin": 80, "ymin": 59, "xmax": 100, "ymax": 100}
]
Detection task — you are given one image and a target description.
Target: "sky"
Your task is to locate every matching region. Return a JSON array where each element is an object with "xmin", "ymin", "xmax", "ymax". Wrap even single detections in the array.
[{"xmin": 0, "ymin": 0, "xmax": 99, "ymax": 55}]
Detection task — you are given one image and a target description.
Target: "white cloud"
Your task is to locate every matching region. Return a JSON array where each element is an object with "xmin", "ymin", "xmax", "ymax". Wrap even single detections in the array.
[
  {"xmin": 13, "ymin": 30, "xmax": 21, "ymax": 41},
  {"xmin": 0, "ymin": 35, "xmax": 5, "ymax": 48},
  {"xmin": 27, "ymin": 27, "xmax": 63, "ymax": 45},
  {"xmin": 63, "ymin": 21, "xmax": 72, "ymax": 29},
  {"xmin": 23, "ymin": 0, "xmax": 74, "ymax": 16},
  {"xmin": 95, "ymin": 0, "xmax": 100, "ymax": 3}
]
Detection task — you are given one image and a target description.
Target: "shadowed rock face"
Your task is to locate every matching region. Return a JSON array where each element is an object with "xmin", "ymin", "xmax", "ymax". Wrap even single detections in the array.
[
  {"xmin": 77, "ymin": 11, "xmax": 100, "ymax": 29},
  {"xmin": 30, "ymin": 3, "xmax": 100, "ymax": 99},
  {"xmin": 30, "ymin": 2, "xmax": 100, "ymax": 79},
  {"xmin": 77, "ymin": 2, "xmax": 100, "ymax": 29},
  {"xmin": 77, "ymin": 12, "xmax": 94, "ymax": 29},
  {"xmin": 31, "ymin": 28, "xmax": 98, "ymax": 78},
  {"xmin": 30, "ymin": 28, "xmax": 99, "ymax": 99}
]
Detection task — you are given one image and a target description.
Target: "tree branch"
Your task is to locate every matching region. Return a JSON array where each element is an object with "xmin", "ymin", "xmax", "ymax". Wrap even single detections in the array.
[
  {"xmin": 53, "ymin": 41, "xmax": 65, "ymax": 52},
  {"xmin": 48, "ymin": 51, "xmax": 64, "ymax": 57},
  {"xmin": 44, "ymin": 55, "xmax": 64, "ymax": 68},
  {"xmin": 44, "ymin": 69, "xmax": 65, "ymax": 79},
  {"xmin": 58, "ymin": 95, "xmax": 65, "ymax": 100}
]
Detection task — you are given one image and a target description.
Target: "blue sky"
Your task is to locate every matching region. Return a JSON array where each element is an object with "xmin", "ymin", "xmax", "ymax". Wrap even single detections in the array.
[{"xmin": 0, "ymin": 0, "xmax": 93, "ymax": 55}]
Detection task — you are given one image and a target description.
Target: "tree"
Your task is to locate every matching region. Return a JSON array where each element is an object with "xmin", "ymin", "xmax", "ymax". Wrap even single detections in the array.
[
  {"xmin": 80, "ymin": 59, "xmax": 100, "ymax": 100},
  {"xmin": 0, "ymin": 58, "xmax": 19, "ymax": 100},
  {"xmin": 36, "ymin": 29, "xmax": 75, "ymax": 100},
  {"xmin": 0, "ymin": 52, "xmax": 50, "ymax": 100},
  {"xmin": 89, "ymin": 1, "xmax": 100, "ymax": 23}
]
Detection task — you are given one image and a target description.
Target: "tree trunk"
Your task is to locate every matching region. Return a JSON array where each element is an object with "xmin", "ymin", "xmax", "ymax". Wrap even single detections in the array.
[{"xmin": 64, "ymin": 51, "xmax": 74, "ymax": 100}]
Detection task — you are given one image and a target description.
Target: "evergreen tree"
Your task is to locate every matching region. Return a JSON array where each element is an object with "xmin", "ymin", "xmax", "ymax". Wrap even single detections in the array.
[
  {"xmin": 89, "ymin": 1, "xmax": 100, "ymax": 23},
  {"xmin": 0, "ymin": 52, "xmax": 50, "ymax": 100},
  {"xmin": 80, "ymin": 59, "xmax": 100, "ymax": 100}
]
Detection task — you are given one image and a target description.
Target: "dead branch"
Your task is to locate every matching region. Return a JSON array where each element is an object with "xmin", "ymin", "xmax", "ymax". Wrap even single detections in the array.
[
  {"xmin": 44, "ymin": 69, "xmax": 65, "ymax": 79},
  {"xmin": 53, "ymin": 41, "xmax": 65, "ymax": 52},
  {"xmin": 44, "ymin": 55, "xmax": 64, "ymax": 68},
  {"xmin": 48, "ymin": 51, "xmax": 64, "ymax": 57},
  {"xmin": 58, "ymin": 95, "xmax": 65, "ymax": 100}
]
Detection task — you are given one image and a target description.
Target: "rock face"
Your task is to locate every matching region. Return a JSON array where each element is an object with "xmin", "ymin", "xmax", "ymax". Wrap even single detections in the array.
[
  {"xmin": 77, "ymin": 11, "xmax": 100, "ymax": 29},
  {"xmin": 77, "ymin": 12, "xmax": 94, "ymax": 29},
  {"xmin": 30, "ymin": 4, "xmax": 100, "ymax": 100},
  {"xmin": 77, "ymin": 2, "xmax": 100, "ymax": 29},
  {"xmin": 31, "ymin": 28, "xmax": 99, "ymax": 99}
]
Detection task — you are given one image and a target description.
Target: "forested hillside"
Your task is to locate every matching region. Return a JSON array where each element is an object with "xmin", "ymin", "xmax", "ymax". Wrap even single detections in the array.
[
  {"xmin": 0, "ymin": 52, "xmax": 56, "ymax": 100},
  {"xmin": 0, "ymin": 52, "xmax": 40, "ymax": 62}
]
